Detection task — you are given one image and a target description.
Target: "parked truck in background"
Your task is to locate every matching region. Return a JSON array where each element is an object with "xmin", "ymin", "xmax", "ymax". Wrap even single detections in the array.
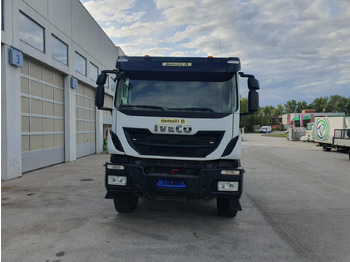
[
  {"xmin": 95, "ymin": 56, "xmax": 260, "ymax": 217},
  {"xmin": 314, "ymin": 116, "xmax": 350, "ymax": 158}
]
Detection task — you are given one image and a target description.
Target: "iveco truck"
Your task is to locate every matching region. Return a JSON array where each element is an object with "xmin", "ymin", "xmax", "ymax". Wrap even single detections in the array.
[{"xmin": 95, "ymin": 56, "xmax": 260, "ymax": 217}]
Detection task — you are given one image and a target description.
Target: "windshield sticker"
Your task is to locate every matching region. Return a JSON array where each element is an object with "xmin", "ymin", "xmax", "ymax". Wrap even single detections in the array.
[
  {"xmin": 158, "ymin": 118, "xmax": 188, "ymax": 124},
  {"xmin": 162, "ymin": 62, "xmax": 192, "ymax": 67}
]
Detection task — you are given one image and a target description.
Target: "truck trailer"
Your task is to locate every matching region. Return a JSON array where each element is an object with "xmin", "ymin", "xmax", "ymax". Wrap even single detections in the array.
[
  {"xmin": 314, "ymin": 116, "xmax": 350, "ymax": 155},
  {"xmin": 95, "ymin": 56, "xmax": 260, "ymax": 217}
]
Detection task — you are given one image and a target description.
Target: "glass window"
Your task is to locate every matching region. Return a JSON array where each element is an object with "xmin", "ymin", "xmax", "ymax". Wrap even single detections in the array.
[
  {"xmin": 19, "ymin": 12, "xmax": 45, "ymax": 52},
  {"xmin": 104, "ymin": 76, "xmax": 109, "ymax": 89},
  {"xmin": 90, "ymin": 63, "xmax": 98, "ymax": 81},
  {"xmin": 111, "ymin": 79, "xmax": 116, "ymax": 92},
  {"xmin": 52, "ymin": 35, "xmax": 68, "ymax": 65},
  {"xmin": 75, "ymin": 52, "xmax": 86, "ymax": 76},
  {"xmin": 1, "ymin": 0, "xmax": 4, "ymax": 31},
  {"xmin": 115, "ymin": 75, "xmax": 237, "ymax": 114}
]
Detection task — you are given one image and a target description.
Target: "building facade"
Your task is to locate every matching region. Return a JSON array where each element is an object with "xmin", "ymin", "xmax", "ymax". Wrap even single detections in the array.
[
  {"xmin": 1, "ymin": 0, "xmax": 124, "ymax": 180},
  {"xmin": 282, "ymin": 112, "xmax": 345, "ymax": 128}
]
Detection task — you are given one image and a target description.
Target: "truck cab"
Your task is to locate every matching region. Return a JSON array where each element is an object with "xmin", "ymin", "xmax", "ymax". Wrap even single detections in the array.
[{"xmin": 95, "ymin": 56, "xmax": 260, "ymax": 217}]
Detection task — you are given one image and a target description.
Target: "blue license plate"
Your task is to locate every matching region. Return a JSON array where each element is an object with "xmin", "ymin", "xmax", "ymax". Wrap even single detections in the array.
[{"xmin": 157, "ymin": 179, "xmax": 186, "ymax": 188}]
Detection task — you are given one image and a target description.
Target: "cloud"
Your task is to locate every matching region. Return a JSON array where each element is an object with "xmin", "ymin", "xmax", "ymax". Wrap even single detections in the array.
[
  {"xmin": 83, "ymin": 0, "xmax": 143, "ymax": 24},
  {"xmin": 81, "ymin": 0, "xmax": 350, "ymax": 106}
]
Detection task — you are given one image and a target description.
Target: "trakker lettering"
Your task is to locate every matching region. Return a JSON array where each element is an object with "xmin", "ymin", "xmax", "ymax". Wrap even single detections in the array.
[
  {"xmin": 162, "ymin": 62, "xmax": 192, "ymax": 67},
  {"xmin": 154, "ymin": 124, "xmax": 192, "ymax": 134}
]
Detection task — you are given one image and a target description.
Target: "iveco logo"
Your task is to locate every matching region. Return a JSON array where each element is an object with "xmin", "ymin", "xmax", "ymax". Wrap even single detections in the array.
[{"xmin": 154, "ymin": 124, "xmax": 192, "ymax": 134}]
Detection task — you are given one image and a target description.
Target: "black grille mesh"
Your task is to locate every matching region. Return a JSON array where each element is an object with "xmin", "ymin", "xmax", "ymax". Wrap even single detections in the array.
[{"xmin": 123, "ymin": 128, "xmax": 224, "ymax": 157}]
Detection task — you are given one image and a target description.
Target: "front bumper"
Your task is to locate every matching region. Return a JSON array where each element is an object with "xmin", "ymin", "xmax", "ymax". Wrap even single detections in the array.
[{"xmin": 104, "ymin": 158, "xmax": 244, "ymax": 200}]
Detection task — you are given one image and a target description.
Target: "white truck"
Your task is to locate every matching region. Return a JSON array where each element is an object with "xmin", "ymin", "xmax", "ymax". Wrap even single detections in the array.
[
  {"xmin": 95, "ymin": 56, "xmax": 260, "ymax": 217},
  {"xmin": 314, "ymin": 116, "xmax": 350, "ymax": 157},
  {"xmin": 301, "ymin": 123, "xmax": 314, "ymax": 142}
]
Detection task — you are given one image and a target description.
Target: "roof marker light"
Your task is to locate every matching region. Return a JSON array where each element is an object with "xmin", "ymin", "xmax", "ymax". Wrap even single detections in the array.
[
  {"xmin": 117, "ymin": 56, "xmax": 128, "ymax": 62},
  {"xmin": 227, "ymin": 60, "xmax": 240, "ymax": 64}
]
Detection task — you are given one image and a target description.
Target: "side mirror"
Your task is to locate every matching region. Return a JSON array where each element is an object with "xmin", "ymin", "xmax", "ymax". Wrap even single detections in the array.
[
  {"xmin": 248, "ymin": 78, "xmax": 260, "ymax": 90},
  {"xmin": 96, "ymin": 72, "xmax": 107, "ymax": 86},
  {"xmin": 95, "ymin": 85, "xmax": 105, "ymax": 108},
  {"xmin": 248, "ymin": 90, "xmax": 259, "ymax": 113}
]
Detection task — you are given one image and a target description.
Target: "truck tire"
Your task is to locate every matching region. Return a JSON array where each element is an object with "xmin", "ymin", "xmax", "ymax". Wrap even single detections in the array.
[
  {"xmin": 113, "ymin": 193, "xmax": 138, "ymax": 213},
  {"xmin": 216, "ymin": 198, "xmax": 238, "ymax": 217},
  {"xmin": 322, "ymin": 144, "xmax": 331, "ymax": 152}
]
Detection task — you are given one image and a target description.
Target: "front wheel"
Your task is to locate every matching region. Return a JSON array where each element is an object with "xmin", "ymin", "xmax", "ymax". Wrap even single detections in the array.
[
  {"xmin": 113, "ymin": 193, "xmax": 138, "ymax": 213},
  {"xmin": 216, "ymin": 198, "xmax": 238, "ymax": 217}
]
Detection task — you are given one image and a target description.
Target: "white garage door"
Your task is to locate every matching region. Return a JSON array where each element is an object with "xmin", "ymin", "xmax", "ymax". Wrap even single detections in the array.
[
  {"xmin": 76, "ymin": 82, "xmax": 96, "ymax": 158},
  {"xmin": 20, "ymin": 58, "xmax": 65, "ymax": 172}
]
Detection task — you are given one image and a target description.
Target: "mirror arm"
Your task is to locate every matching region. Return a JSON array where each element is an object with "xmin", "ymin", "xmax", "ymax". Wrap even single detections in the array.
[
  {"xmin": 102, "ymin": 69, "xmax": 119, "ymax": 75},
  {"xmin": 239, "ymin": 72, "xmax": 255, "ymax": 79},
  {"xmin": 98, "ymin": 107, "xmax": 113, "ymax": 113}
]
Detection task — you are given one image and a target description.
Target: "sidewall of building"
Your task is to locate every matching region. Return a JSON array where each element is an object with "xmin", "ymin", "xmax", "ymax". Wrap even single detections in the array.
[{"xmin": 1, "ymin": 0, "xmax": 124, "ymax": 179}]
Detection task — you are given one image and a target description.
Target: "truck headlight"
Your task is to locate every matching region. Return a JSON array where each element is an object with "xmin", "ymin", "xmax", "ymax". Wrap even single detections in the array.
[
  {"xmin": 108, "ymin": 176, "xmax": 127, "ymax": 186},
  {"xmin": 217, "ymin": 181, "xmax": 239, "ymax": 192}
]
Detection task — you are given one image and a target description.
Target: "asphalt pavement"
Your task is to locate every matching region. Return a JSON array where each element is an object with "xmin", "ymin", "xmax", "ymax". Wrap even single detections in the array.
[{"xmin": 2, "ymin": 134, "xmax": 350, "ymax": 262}]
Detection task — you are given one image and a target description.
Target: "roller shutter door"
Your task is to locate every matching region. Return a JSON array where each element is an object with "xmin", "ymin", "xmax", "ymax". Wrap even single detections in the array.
[
  {"xmin": 20, "ymin": 58, "xmax": 65, "ymax": 172},
  {"xmin": 76, "ymin": 82, "xmax": 96, "ymax": 158}
]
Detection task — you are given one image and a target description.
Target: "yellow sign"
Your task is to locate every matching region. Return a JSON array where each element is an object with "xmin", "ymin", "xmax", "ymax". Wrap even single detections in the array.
[{"xmin": 158, "ymin": 118, "xmax": 188, "ymax": 124}]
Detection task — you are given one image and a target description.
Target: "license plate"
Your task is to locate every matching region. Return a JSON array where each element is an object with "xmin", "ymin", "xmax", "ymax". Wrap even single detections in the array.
[{"xmin": 157, "ymin": 179, "xmax": 186, "ymax": 188}]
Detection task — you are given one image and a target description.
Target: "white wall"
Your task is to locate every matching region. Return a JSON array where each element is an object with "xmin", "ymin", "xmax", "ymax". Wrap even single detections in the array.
[{"xmin": 1, "ymin": 0, "xmax": 124, "ymax": 179}]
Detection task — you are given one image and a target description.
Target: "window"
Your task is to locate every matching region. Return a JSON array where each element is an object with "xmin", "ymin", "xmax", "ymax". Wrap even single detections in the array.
[
  {"xmin": 75, "ymin": 52, "xmax": 86, "ymax": 76},
  {"xmin": 111, "ymin": 79, "xmax": 116, "ymax": 92},
  {"xmin": 52, "ymin": 35, "xmax": 68, "ymax": 65},
  {"xmin": 90, "ymin": 63, "xmax": 98, "ymax": 81},
  {"xmin": 115, "ymin": 74, "xmax": 237, "ymax": 114},
  {"xmin": 104, "ymin": 76, "xmax": 109, "ymax": 89},
  {"xmin": 1, "ymin": 0, "xmax": 4, "ymax": 31},
  {"xmin": 19, "ymin": 12, "xmax": 45, "ymax": 52}
]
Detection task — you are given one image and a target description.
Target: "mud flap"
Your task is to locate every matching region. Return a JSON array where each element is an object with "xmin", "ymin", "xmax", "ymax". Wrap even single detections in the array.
[{"xmin": 228, "ymin": 198, "xmax": 242, "ymax": 211}]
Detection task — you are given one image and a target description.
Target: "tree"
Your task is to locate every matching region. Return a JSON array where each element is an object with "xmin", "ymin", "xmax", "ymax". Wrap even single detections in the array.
[
  {"xmin": 284, "ymin": 99, "xmax": 298, "ymax": 113},
  {"xmin": 327, "ymin": 95, "xmax": 349, "ymax": 113},
  {"xmin": 240, "ymin": 97, "xmax": 248, "ymax": 113},
  {"xmin": 296, "ymin": 101, "xmax": 309, "ymax": 113},
  {"xmin": 272, "ymin": 104, "xmax": 285, "ymax": 116},
  {"xmin": 239, "ymin": 95, "xmax": 350, "ymax": 133},
  {"xmin": 309, "ymin": 97, "xmax": 329, "ymax": 112},
  {"xmin": 239, "ymin": 98, "xmax": 256, "ymax": 132}
]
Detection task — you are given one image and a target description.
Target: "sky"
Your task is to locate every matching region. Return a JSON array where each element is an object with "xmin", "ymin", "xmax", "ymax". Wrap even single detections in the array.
[{"xmin": 80, "ymin": 0, "xmax": 350, "ymax": 107}]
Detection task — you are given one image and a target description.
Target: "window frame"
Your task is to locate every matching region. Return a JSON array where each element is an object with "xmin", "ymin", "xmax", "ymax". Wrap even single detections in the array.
[
  {"xmin": 19, "ymin": 11, "xmax": 45, "ymax": 53},
  {"xmin": 75, "ymin": 52, "xmax": 87, "ymax": 76},
  {"xmin": 51, "ymin": 34, "xmax": 68, "ymax": 65},
  {"xmin": 1, "ymin": 0, "xmax": 4, "ymax": 31},
  {"xmin": 90, "ymin": 62, "xmax": 98, "ymax": 81}
]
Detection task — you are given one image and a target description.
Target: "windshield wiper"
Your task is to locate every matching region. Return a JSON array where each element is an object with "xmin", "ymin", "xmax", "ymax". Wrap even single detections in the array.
[
  {"xmin": 168, "ymin": 107, "xmax": 214, "ymax": 112},
  {"xmin": 119, "ymin": 104, "xmax": 165, "ymax": 111}
]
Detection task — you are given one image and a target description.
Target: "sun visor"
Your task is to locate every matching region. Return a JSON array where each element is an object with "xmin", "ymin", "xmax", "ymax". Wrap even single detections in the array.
[{"xmin": 117, "ymin": 56, "xmax": 240, "ymax": 82}]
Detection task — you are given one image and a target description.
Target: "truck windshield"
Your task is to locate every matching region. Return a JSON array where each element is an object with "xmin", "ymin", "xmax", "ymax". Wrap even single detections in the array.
[{"xmin": 115, "ymin": 75, "xmax": 238, "ymax": 114}]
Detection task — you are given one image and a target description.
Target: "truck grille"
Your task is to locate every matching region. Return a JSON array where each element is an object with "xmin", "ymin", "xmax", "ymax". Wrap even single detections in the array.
[{"xmin": 123, "ymin": 128, "xmax": 224, "ymax": 158}]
